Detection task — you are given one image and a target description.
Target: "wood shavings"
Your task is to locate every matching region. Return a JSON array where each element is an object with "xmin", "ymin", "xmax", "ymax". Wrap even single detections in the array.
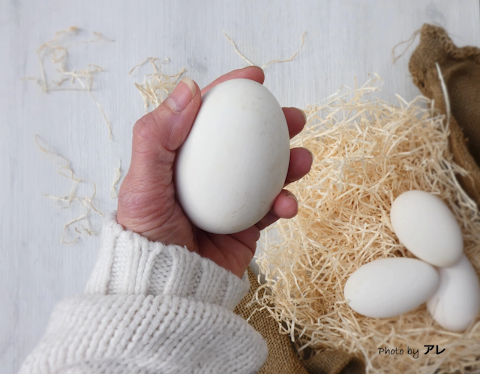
[
  {"xmin": 35, "ymin": 26, "xmax": 78, "ymax": 91},
  {"xmin": 61, "ymin": 183, "xmax": 103, "ymax": 244},
  {"xmin": 33, "ymin": 26, "xmax": 112, "ymax": 91},
  {"xmin": 435, "ymin": 62, "xmax": 451, "ymax": 124},
  {"xmin": 43, "ymin": 180, "xmax": 79, "ymax": 209},
  {"xmin": 224, "ymin": 31, "xmax": 306, "ymax": 69},
  {"xmin": 261, "ymin": 32, "xmax": 306, "ymax": 69},
  {"xmin": 110, "ymin": 158, "xmax": 122, "ymax": 199},
  {"xmin": 35, "ymin": 135, "xmax": 81, "ymax": 183},
  {"xmin": 27, "ymin": 27, "xmax": 114, "ymax": 139},
  {"xmin": 75, "ymin": 225, "xmax": 98, "ymax": 236},
  {"xmin": 81, "ymin": 181, "xmax": 104, "ymax": 217},
  {"xmin": 128, "ymin": 57, "xmax": 170, "ymax": 75},
  {"xmin": 76, "ymin": 31, "xmax": 115, "ymax": 44},
  {"xmin": 61, "ymin": 201, "xmax": 88, "ymax": 244},
  {"xmin": 391, "ymin": 29, "xmax": 421, "ymax": 64},
  {"xmin": 254, "ymin": 76, "xmax": 480, "ymax": 373},
  {"xmin": 130, "ymin": 57, "xmax": 186, "ymax": 112},
  {"xmin": 60, "ymin": 64, "xmax": 113, "ymax": 139},
  {"xmin": 35, "ymin": 135, "xmax": 103, "ymax": 244},
  {"xmin": 223, "ymin": 32, "xmax": 255, "ymax": 66}
]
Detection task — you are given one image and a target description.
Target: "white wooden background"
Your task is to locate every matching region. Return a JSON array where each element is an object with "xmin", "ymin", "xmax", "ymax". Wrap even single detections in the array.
[{"xmin": 1, "ymin": 0, "xmax": 479, "ymax": 372}]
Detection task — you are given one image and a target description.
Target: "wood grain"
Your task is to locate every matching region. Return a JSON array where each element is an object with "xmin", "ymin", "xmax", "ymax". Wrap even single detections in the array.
[{"xmin": 1, "ymin": 0, "xmax": 479, "ymax": 372}]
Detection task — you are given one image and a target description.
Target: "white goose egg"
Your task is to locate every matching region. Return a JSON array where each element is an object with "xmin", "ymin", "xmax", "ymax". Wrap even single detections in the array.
[
  {"xmin": 344, "ymin": 258, "xmax": 440, "ymax": 318},
  {"xmin": 174, "ymin": 79, "xmax": 290, "ymax": 234},
  {"xmin": 390, "ymin": 190, "xmax": 463, "ymax": 267},
  {"xmin": 427, "ymin": 254, "xmax": 480, "ymax": 332}
]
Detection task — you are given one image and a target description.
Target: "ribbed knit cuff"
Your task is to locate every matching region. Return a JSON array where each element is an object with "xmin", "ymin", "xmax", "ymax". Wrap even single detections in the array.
[{"xmin": 85, "ymin": 212, "xmax": 250, "ymax": 311}]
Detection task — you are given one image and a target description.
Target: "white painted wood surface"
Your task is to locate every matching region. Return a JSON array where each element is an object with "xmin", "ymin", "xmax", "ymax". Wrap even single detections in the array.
[{"xmin": 1, "ymin": 0, "xmax": 479, "ymax": 372}]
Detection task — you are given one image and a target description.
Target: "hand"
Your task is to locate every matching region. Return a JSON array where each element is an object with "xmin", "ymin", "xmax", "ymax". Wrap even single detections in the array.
[{"xmin": 117, "ymin": 67, "xmax": 312, "ymax": 278}]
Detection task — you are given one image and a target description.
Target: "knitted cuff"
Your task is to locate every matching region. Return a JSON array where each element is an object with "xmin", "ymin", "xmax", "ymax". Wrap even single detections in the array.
[{"xmin": 85, "ymin": 212, "xmax": 250, "ymax": 311}]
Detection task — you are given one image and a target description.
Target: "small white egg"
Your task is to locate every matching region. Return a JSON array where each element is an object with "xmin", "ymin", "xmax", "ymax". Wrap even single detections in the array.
[
  {"xmin": 390, "ymin": 190, "xmax": 463, "ymax": 267},
  {"xmin": 174, "ymin": 79, "xmax": 290, "ymax": 234},
  {"xmin": 427, "ymin": 254, "xmax": 480, "ymax": 332},
  {"xmin": 344, "ymin": 258, "xmax": 440, "ymax": 318}
]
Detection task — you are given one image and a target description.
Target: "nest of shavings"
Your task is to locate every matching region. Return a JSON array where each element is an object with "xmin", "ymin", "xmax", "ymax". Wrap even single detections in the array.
[{"xmin": 254, "ymin": 75, "xmax": 480, "ymax": 374}]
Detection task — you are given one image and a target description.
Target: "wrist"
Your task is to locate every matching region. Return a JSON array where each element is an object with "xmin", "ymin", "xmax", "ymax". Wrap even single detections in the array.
[{"xmin": 86, "ymin": 211, "xmax": 250, "ymax": 311}]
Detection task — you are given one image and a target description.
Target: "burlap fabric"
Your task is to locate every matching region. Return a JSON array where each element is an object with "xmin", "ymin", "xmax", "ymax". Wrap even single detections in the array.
[
  {"xmin": 409, "ymin": 23, "xmax": 480, "ymax": 205},
  {"xmin": 234, "ymin": 269, "xmax": 365, "ymax": 374},
  {"xmin": 234, "ymin": 24, "xmax": 480, "ymax": 373}
]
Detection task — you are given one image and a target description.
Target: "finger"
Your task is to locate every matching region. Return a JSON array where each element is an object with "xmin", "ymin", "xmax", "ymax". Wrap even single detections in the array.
[
  {"xmin": 201, "ymin": 66, "xmax": 265, "ymax": 96},
  {"xmin": 255, "ymin": 190, "xmax": 298, "ymax": 231},
  {"xmin": 283, "ymin": 107, "xmax": 307, "ymax": 139},
  {"xmin": 197, "ymin": 231, "xmax": 257, "ymax": 277},
  {"xmin": 230, "ymin": 225, "xmax": 261, "ymax": 253},
  {"xmin": 129, "ymin": 76, "xmax": 201, "ymax": 176},
  {"xmin": 285, "ymin": 147, "xmax": 313, "ymax": 186}
]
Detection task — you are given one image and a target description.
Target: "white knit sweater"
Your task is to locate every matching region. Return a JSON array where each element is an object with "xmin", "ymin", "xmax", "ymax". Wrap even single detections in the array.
[{"xmin": 19, "ymin": 212, "xmax": 268, "ymax": 373}]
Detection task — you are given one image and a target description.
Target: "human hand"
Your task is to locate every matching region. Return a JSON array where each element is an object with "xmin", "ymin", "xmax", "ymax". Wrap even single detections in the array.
[{"xmin": 117, "ymin": 67, "xmax": 312, "ymax": 278}]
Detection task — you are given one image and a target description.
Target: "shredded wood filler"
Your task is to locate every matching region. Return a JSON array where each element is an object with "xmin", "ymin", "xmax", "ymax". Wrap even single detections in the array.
[
  {"xmin": 25, "ymin": 27, "xmax": 114, "ymax": 139},
  {"xmin": 110, "ymin": 157, "xmax": 122, "ymax": 199},
  {"xmin": 254, "ymin": 76, "xmax": 480, "ymax": 373},
  {"xmin": 35, "ymin": 136, "xmax": 103, "ymax": 244},
  {"xmin": 224, "ymin": 31, "xmax": 306, "ymax": 69},
  {"xmin": 129, "ymin": 57, "xmax": 185, "ymax": 112}
]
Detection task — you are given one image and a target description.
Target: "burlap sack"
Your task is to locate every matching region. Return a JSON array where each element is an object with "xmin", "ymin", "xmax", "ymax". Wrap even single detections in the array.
[
  {"xmin": 409, "ymin": 23, "xmax": 480, "ymax": 205},
  {"xmin": 234, "ymin": 24, "xmax": 480, "ymax": 374},
  {"xmin": 234, "ymin": 269, "xmax": 365, "ymax": 374}
]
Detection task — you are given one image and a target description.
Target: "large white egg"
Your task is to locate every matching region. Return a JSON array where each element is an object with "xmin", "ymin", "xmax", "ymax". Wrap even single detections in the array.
[
  {"xmin": 427, "ymin": 254, "xmax": 480, "ymax": 332},
  {"xmin": 174, "ymin": 79, "xmax": 290, "ymax": 234},
  {"xmin": 390, "ymin": 190, "xmax": 463, "ymax": 267},
  {"xmin": 344, "ymin": 258, "xmax": 440, "ymax": 318}
]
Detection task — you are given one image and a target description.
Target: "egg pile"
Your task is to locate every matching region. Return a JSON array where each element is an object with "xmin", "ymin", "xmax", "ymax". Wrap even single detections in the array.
[{"xmin": 344, "ymin": 190, "xmax": 480, "ymax": 332}]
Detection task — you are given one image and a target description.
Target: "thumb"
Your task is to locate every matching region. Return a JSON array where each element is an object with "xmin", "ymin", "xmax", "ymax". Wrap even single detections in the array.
[{"xmin": 130, "ymin": 76, "xmax": 201, "ymax": 176}]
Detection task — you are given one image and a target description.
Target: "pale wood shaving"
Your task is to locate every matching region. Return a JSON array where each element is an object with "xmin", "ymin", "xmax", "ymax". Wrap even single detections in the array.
[
  {"xmin": 35, "ymin": 135, "xmax": 81, "ymax": 183},
  {"xmin": 436, "ymin": 63, "xmax": 451, "ymax": 124},
  {"xmin": 130, "ymin": 57, "xmax": 186, "ymax": 112},
  {"xmin": 224, "ymin": 31, "xmax": 306, "ymax": 69},
  {"xmin": 223, "ymin": 32, "xmax": 255, "ymax": 66},
  {"xmin": 391, "ymin": 29, "xmax": 421, "ymax": 64},
  {"xmin": 128, "ymin": 57, "xmax": 169, "ymax": 75},
  {"xmin": 110, "ymin": 158, "xmax": 122, "ymax": 199},
  {"xmin": 27, "ymin": 27, "xmax": 114, "ymax": 139},
  {"xmin": 60, "ymin": 64, "xmax": 113, "ymax": 139},
  {"xmin": 82, "ymin": 182, "xmax": 104, "ymax": 217},
  {"xmin": 35, "ymin": 135, "xmax": 103, "ymax": 244},
  {"xmin": 261, "ymin": 32, "xmax": 306, "ymax": 69}
]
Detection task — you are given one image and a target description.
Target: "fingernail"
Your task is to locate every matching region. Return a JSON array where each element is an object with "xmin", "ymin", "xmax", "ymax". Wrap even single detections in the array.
[
  {"xmin": 285, "ymin": 191, "xmax": 298, "ymax": 203},
  {"xmin": 165, "ymin": 76, "xmax": 196, "ymax": 112}
]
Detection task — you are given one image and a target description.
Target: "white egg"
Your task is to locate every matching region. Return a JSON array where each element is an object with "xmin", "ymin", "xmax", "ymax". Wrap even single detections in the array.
[
  {"xmin": 427, "ymin": 254, "xmax": 480, "ymax": 331},
  {"xmin": 390, "ymin": 190, "xmax": 463, "ymax": 267},
  {"xmin": 344, "ymin": 258, "xmax": 440, "ymax": 318},
  {"xmin": 174, "ymin": 79, "xmax": 290, "ymax": 234}
]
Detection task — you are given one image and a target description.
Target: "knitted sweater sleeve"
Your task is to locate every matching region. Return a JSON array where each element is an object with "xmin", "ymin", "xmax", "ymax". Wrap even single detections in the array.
[{"xmin": 19, "ymin": 212, "xmax": 267, "ymax": 374}]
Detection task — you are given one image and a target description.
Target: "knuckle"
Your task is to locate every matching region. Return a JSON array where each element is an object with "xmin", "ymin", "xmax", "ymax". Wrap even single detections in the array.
[
  {"xmin": 133, "ymin": 114, "xmax": 157, "ymax": 142},
  {"xmin": 118, "ymin": 175, "xmax": 172, "ymax": 214},
  {"xmin": 118, "ymin": 175, "xmax": 152, "ymax": 210},
  {"xmin": 132, "ymin": 115, "xmax": 175, "ymax": 165},
  {"xmin": 118, "ymin": 185, "xmax": 146, "ymax": 213}
]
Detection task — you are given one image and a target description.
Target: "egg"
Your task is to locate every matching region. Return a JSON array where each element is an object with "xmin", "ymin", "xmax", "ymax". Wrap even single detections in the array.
[
  {"xmin": 390, "ymin": 190, "xmax": 463, "ymax": 267},
  {"xmin": 427, "ymin": 254, "xmax": 480, "ymax": 331},
  {"xmin": 174, "ymin": 79, "xmax": 290, "ymax": 234},
  {"xmin": 344, "ymin": 258, "xmax": 440, "ymax": 318}
]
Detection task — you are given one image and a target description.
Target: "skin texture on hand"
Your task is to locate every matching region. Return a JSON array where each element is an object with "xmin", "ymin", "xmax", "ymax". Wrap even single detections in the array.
[{"xmin": 117, "ymin": 67, "xmax": 312, "ymax": 278}]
